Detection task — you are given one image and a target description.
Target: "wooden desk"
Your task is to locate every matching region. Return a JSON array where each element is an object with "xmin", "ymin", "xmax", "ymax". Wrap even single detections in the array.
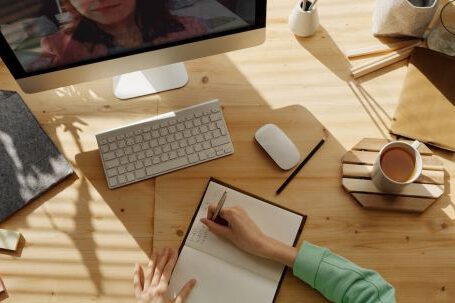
[{"xmin": 1, "ymin": 0, "xmax": 454, "ymax": 302}]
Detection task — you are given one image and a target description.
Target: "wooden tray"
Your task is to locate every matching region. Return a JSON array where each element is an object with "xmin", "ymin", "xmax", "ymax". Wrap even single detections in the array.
[{"xmin": 342, "ymin": 138, "xmax": 445, "ymax": 212}]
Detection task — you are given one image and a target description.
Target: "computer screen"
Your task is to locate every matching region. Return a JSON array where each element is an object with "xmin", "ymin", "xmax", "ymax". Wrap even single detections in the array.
[{"xmin": 0, "ymin": 0, "xmax": 263, "ymax": 77}]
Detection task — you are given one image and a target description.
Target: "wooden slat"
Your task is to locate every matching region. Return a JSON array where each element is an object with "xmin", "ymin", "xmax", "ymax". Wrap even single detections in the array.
[
  {"xmin": 352, "ymin": 138, "xmax": 433, "ymax": 155},
  {"xmin": 342, "ymin": 150, "xmax": 444, "ymax": 171},
  {"xmin": 352, "ymin": 193, "xmax": 434, "ymax": 212},
  {"xmin": 342, "ymin": 178, "xmax": 444, "ymax": 199},
  {"xmin": 342, "ymin": 164, "xmax": 445, "ymax": 185}
]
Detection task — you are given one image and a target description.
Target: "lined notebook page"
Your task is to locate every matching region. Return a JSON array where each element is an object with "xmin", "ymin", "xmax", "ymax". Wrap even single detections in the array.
[{"xmin": 168, "ymin": 180, "xmax": 304, "ymax": 303}]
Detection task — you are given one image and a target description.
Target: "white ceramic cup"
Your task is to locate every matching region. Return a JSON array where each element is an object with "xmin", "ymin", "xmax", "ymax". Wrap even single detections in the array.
[
  {"xmin": 371, "ymin": 140, "xmax": 422, "ymax": 193},
  {"xmin": 288, "ymin": 0, "xmax": 320, "ymax": 37}
]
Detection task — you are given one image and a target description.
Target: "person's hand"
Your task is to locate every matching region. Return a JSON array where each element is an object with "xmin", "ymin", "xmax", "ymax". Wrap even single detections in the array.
[
  {"xmin": 200, "ymin": 206, "xmax": 298, "ymax": 267},
  {"xmin": 134, "ymin": 248, "xmax": 196, "ymax": 303},
  {"xmin": 200, "ymin": 205, "xmax": 269, "ymax": 257}
]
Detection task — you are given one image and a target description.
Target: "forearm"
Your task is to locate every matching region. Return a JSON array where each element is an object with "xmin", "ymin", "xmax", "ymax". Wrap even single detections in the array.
[{"xmin": 260, "ymin": 236, "xmax": 298, "ymax": 267}]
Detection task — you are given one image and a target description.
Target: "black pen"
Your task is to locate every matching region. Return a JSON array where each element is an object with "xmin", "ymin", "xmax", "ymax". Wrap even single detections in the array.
[{"xmin": 276, "ymin": 137, "xmax": 326, "ymax": 194}]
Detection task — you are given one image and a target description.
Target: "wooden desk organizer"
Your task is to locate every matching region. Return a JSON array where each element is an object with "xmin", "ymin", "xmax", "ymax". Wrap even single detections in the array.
[{"xmin": 342, "ymin": 138, "xmax": 445, "ymax": 212}]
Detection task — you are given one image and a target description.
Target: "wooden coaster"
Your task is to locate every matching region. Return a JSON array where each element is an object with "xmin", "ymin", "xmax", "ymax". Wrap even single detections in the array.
[{"xmin": 342, "ymin": 138, "xmax": 445, "ymax": 212}]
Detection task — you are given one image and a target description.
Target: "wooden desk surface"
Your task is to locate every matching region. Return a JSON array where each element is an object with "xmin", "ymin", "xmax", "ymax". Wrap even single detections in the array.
[{"xmin": 1, "ymin": 0, "xmax": 454, "ymax": 302}]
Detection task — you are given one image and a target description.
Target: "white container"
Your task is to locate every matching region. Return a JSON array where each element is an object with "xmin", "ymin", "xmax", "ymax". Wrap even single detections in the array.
[
  {"xmin": 373, "ymin": 0, "xmax": 438, "ymax": 38},
  {"xmin": 289, "ymin": 1, "xmax": 320, "ymax": 37}
]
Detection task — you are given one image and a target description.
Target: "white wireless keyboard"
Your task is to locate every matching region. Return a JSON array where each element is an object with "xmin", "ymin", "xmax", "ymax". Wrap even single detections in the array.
[{"xmin": 96, "ymin": 100, "xmax": 234, "ymax": 189}]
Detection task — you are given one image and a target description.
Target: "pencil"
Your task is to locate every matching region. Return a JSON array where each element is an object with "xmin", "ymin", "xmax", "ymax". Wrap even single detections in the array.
[{"xmin": 276, "ymin": 138, "xmax": 326, "ymax": 194}]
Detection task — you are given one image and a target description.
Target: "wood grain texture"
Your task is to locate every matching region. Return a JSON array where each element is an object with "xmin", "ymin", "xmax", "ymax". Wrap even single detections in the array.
[
  {"xmin": 342, "ymin": 163, "xmax": 445, "ymax": 185},
  {"xmin": 352, "ymin": 193, "xmax": 434, "ymax": 212},
  {"xmin": 342, "ymin": 178, "xmax": 444, "ymax": 199},
  {"xmin": 1, "ymin": 0, "xmax": 455, "ymax": 302}
]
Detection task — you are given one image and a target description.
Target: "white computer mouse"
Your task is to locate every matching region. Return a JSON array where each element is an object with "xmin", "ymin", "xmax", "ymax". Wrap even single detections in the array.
[{"xmin": 255, "ymin": 124, "xmax": 301, "ymax": 170}]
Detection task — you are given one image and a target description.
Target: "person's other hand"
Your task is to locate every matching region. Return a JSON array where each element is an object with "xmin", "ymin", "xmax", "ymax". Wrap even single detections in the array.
[
  {"xmin": 134, "ymin": 248, "xmax": 196, "ymax": 303},
  {"xmin": 200, "ymin": 205, "xmax": 270, "ymax": 257}
]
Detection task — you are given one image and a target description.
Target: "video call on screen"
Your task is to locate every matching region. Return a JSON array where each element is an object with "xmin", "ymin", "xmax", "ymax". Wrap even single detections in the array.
[{"xmin": 0, "ymin": 0, "xmax": 256, "ymax": 72}]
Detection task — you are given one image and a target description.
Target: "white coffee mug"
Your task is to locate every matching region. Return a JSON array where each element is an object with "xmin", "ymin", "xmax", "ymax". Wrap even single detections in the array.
[{"xmin": 371, "ymin": 140, "xmax": 422, "ymax": 193}]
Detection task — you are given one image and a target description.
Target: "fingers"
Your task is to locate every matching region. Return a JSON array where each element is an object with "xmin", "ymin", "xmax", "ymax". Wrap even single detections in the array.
[
  {"xmin": 151, "ymin": 248, "xmax": 170, "ymax": 287},
  {"xmin": 173, "ymin": 279, "xmax": 197, "ymax": 303},
  {"xmin": 144, "ymin": 251, "xmax": 157, "ymax": 290},
  {"xmin": 160, "ymin": 248, "xmax": 178, "ymax": 285},
  {"xmin": 207, "ymin": 204, "xmax": 234, "ymax": 220},
  {"xmin": 200, "ymin": 218, "xmax": 232, "ymax": 240},
  {"xmin": 133, "ymin": 263, "xmax": 144, "ymax": 299}
]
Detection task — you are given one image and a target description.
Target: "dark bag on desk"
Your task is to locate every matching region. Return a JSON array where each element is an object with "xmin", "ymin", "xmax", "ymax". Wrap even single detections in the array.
[
  {"xmin": 0, "ymin": 91, "xmax": 73, "ymax": 222},
  {"xmin": 391, "ymin": 47, "xmax": 455, "ymax": 151}
]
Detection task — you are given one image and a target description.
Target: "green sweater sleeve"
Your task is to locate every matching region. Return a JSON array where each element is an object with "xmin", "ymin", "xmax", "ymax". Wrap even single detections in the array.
[{"xmin": 293, "ymin": 241, "xmax": 396, "ymax": 303}]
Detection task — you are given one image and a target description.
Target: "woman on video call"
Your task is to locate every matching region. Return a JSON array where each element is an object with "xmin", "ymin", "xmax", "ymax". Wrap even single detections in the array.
[
  {"xmin": 133, "ymin": 206, "xmax": 396, "ymax": 303},
  {"xmin": 41, "ymin": 0, "xmax": 206, "ymax": 67}
]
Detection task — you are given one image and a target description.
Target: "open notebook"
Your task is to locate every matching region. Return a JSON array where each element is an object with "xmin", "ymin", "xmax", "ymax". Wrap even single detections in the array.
[{"xmin": 168, "ymin": 178, "xmax": 306, "ymax": 303}]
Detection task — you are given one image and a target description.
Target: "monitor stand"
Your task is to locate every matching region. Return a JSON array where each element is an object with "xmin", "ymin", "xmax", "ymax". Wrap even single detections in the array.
[{"xmin": 113, "ymin": 62, "xmax": 189, "ymax": 100}]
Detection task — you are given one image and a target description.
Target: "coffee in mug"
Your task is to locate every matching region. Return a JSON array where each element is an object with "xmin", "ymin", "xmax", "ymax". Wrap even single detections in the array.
[{"xmin": 372, "ymin": 141, "xmax": 422, "ymax": 193}]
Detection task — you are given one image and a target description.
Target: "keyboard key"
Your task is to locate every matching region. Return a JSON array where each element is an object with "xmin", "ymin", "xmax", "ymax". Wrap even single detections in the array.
[
  {"xmin": 127, "ymin": 164, "xmax": 135, "ymax": 172},
  {"xmin": 212, "ymin": 107, "xmax": 220, "ymax": 113},
  {"xmin": 175, "ymin": 132, "xmax": 183, "ymax": 140},
  {"xmin": 150, "ymin": 139, "xmax": 158, "ymax": 147},
  {"xmin": 135, "ymin": 129, "xmax": 143, "ymax": 135},
  {"xmin": 141, "ymin": 142, "xmax": 150, "ymax": 150},
  {"xmin": 169, "ymin": 151, "xmax": 177, "ymax": 159},
  {"xmin": 200, "ymin": 125, "xmax": 208, "ymax": 133},
  {"xmin": 100, "ymin": 139, "xmax": 108, "ymax": 145},
  {"xmin": 188, "ymin": 137, "xmax": 196, "ymax": 145},
  {"xmin": 103, "ymin": 152, "xmax": 116, "ymax": 161},
  {"xmin": 213, "ymin": 129, "xmax": 222, "ymax": 138},
  {"xmin": 199, "ymin": 151, "xmax": 208, "ymax": 161},
  {"xmin": 202, "ymin": 116, "xmax": 210, "ymax": 124},
  {"xmin": 186, "ymin": 146, "xmax": 194, "ymax": 154},
  {"xmin": 169, "ymin": 125, "xmax": 176, "ymax": 133},
  {"xmin": 207, "ymin": 149, "xmax": 216, "ymax": 158},
  {"xmin": 179, "ymin": 140, "xmax": 187, "ymax": 148},
  {"xmin": 109, "ymin": 142, "xmax": 118, "ymax": 150},
  {"xmin": 158, "ymin": 137, "xmax": 166, "ymax": 145},
  {"xmin": 188, "ymin": 154, "xmax": 199, "ymax": 163},
  {"xmin": 108, "ymin": 177, "xmax": 118, "ymax": 187},
  {"xmin": 177, "ymin": 149, "xmax": 185, "ymax": 157},
  {"xmin": 220, "ymin": 126, "xmax": 227, "ymax": 136},
  {"xmin": 216, "ymin": 121, "xmax": 224, "ymax": 129},
  {"xmin": 120, "ymin": 156, "xmax": 129, "ymax": 165},
  {"xmin": 127, "ymin": 138, "xmax": 135, "ymax": 146},
  {"xmin": 135, "ymin": 135, "xmax": 143, "ymax": 143},
  {"xmin": 152, "ymin": 157, "xmax": 161, "ymax": 164},
  {"xmin": 183, "ymin": 130, "xmax": 191, "ymax": 138},
  {"xmin": 202, "ymin": 142, "xmax": 211, "ymax": 150},
  {"xmin": 115, "ymin": 149, "xmax": 125, "ymax": 157},
  {"xmin": 171, "ymin": 142, "xmax": 179, "ymax": 150},
  {"xmin": 152, "ymin": 131, "xmax": 160, "ymax": 138},
  {"xmin": 216, "ymin": 147, "xmax": 224, "ymax": 155},
  {"xmin": 163, "ymin": 144, "xmax": 171, "ymax": 153},
  {"xmin": 154, "ymin": 147, "xmax": 162, "ymax": 155},
  {"xmin": 177, "ymin": 123, "xmax": 185, "ymax": 131},
  {"xmin": 143, "ymin": 133, "xmax": 151, "ymax": 141},
  {"xmin": 194, "ymin": 118, "xmax": 201, "ymax": 126},
  {"xmin": 146, "ymin": 150, "xmax": 154, "ymax": 158},
  {"xmin": 108, "ymin": 136, "xmax": 116, "ymax": 143},
  {"xmin": 118, "ymin": 174, "xmax": 127, "ymax": 184},
  {"xmin": 135, "ymin": 161, "xmax": 144, "ymax": 169},
  {"xmin": 101, "ymin": 145, "xmax": 109, "ymax": 153},
  {"xmin": 185, "ymin": 121, "xmax": 193, "ymax": 128},
  {"xmin": 211, "ymin": 136, "xmax": 229, "ymax": 147},
  {"xmin": 125, "ymin": 147, "xmax": 133, "ymax": 155},
  {"xmin": 143, "ymin": 126, "xmax": 151, "ymax": 132},
  {"xmin": 133, "ymin": 144, "xmax": 141, "ymax": 153},
  {"xmin": 118, "ymin": 140, "xmax": 126, "ymax": 148},
  {"xmin": 152, "ymin": 124, "xmax": 159, "ymax": 130},
  {"xmin": 177, "ymin": 117, "xmax": 185, "ymax": 123},
  {"xmin": 144, "ymin": 158, "xmax": 152, "ymax": 166},
  {"xmin": 169, "ymin": 119, "xmax": 177, "ymax": 125},
  {"xmin": 106, "ymin": 159, "xmax": 120, "ymax": 169},
  {"xmin": 194, "ymin": 144, "xmax": 203, "ymax": 152},
  {"xmin": 118, "ymin": 166, "xmax": 127, "ymax": 174},
  {"xmin": 195, "ymin": 112, "xmax": 202, "ymax": 118},
  {"xmin": 191, "ymin": 128, "xmax": 200, "ymax": 136},
  {"xmin": 160, "ymin": 121, "xmax": 168, "ymax": 128},
  {"xmin": 126, "ymin": 172, "xmax": 135, "ymax": 182},
  {"xmin": 129, "ymin": 155, "xmax": 137, "ymax": 162},
  {"xmin": 137, "ymin": 151, "xmax": 145, "ymax": 160},
  {"xmin": 196, "ymin": 135, "xmax": 204, "ymax": 143},
  {"xmin": 166, "ymin": 135, "xmax": 175, "ymax": 143},
  {"xmin": 210, "ymin": 113, "xmax": 222, "ymax": 121},
  {"xmin": 107, "ymin": 168, "xmax": 118, "ymax": 177},
  {"xmin": 208, "ymin": 123, "xmax": 216, "ymax": 131},
  {"xmin": 204, "ymin": 132, "xmax": 213, "ymax": 140},
  {"xmin": 223, "ymin": 145, "xmax": 233, "ymax": 154},
  {"xmin": 146, "ymin": 157, "xmax": 189, "ymax": 176},
  {"xmin": 161, "ymin": 153, "xmax": 169, "ymax": 162},
  {"xmin": 160, "ymin": 128, "xmax": 168, "ymax": 136}
]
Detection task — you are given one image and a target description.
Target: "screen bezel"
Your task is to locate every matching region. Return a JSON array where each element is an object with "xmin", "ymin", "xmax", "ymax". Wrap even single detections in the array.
[{"xmin": 0, "ymin": 0, "xmax": 267, "ymax": 80}]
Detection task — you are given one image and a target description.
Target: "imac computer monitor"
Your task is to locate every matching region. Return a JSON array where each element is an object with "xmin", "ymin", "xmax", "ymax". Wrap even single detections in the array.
[{"xmin": 0, "ymin": 0, "xmax": 266, "ymax": 99}]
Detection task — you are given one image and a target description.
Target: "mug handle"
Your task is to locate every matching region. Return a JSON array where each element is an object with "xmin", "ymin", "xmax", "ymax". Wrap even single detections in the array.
[{"xmin": 411, "ymin": 140, "xmax": 421, "ymax": 150}]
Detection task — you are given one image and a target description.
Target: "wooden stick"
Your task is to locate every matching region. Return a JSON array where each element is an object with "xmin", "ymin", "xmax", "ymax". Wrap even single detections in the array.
[
  {"xmin": 350, "ymin": 41, "xmax": 423, "ymax": 79},
  {"xmin": 345, "ymin": 39, "xmax": 421, "ymax": 59}
]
